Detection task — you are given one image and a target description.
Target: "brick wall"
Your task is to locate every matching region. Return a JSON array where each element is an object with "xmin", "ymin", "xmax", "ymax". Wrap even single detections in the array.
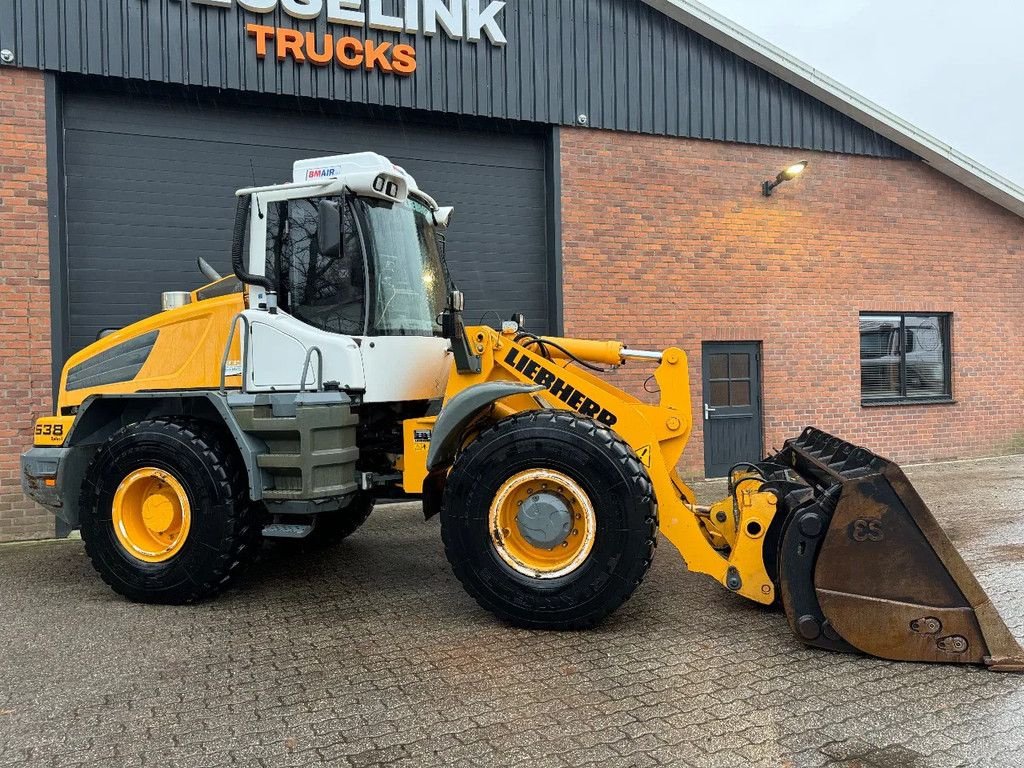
[
  {"xmin": 0, "ymin": 68, "xmax": 53, "ymax": 541},
  {"xmin": 559, "ymin": 127, "xmax": 1024, "ymax": 477}
]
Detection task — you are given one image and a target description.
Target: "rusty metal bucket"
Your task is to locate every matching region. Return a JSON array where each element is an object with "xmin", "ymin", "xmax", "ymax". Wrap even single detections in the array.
[{"xmin": 757, "ymin": 428, "xmax": 1024, "ymax": 671}]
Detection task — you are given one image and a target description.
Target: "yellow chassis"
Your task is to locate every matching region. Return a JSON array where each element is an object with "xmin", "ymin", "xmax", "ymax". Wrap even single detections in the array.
[{"xmin": 404, "ymin": 325, "xmax": 781, "ymax": 606}]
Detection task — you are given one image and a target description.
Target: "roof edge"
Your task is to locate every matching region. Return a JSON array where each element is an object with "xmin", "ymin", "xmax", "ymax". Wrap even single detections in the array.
[{"xmin": 643, "ymin": 0, "xmax": 1024, "ymax": 219}]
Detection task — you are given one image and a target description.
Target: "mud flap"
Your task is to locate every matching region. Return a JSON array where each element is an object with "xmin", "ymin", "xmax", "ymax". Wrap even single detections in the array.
[{"xmin": 760, "ymin": 428, "xmax": 1024, "ymax": 671}]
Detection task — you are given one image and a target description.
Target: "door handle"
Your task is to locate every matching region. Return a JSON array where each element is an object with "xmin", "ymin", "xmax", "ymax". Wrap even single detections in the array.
[{"xmin": 704, "ymin": 404, "xmax": 716, "ymax": 420}]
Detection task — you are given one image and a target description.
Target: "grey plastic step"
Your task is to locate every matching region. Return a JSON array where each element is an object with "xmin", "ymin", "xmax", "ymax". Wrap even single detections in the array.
[{"xmin": 262, "ymin": 523, "xmax": 315, "ymax": 540}]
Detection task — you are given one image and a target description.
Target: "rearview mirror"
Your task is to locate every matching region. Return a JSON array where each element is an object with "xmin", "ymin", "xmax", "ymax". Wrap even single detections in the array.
[
  {"xmin": 317, "ymin": 200, "xmax": 342, "ymax": 259},
  {"xmin": 449, "ymin": 289, "xmax": 465, "ymax": 312},
  {"xmin": 433, "ymin": 206, "xmax": 455, "ymax": 229}
]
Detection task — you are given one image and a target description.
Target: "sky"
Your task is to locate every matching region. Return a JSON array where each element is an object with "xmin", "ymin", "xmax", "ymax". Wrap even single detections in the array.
[{"xmin": 699, "ymin": 0, "xmax": 1024, "ymax": 188}]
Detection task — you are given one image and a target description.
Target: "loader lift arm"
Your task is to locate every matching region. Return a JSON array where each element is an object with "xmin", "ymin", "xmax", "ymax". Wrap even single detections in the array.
[{"xmin": 410, "ymin": 323, "xmax": 783, "ymax": 607}]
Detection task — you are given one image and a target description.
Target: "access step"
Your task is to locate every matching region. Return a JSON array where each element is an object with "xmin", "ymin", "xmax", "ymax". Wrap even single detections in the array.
[{"xmin": 262, "ymin": 523, "xmax": 314, "ymax": 540}]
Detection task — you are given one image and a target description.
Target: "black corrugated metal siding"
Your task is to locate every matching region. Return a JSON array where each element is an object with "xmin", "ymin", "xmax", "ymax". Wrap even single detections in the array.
[
  {"xmin": 60, "ymin": 86, "xmax": 550, "ymax": 353},
  {"xmin": 2, "ymin": 0, "xmax": 912, "ymax": 158}
]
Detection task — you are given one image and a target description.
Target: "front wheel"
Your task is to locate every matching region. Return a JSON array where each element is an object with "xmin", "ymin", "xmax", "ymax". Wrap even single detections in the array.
[
  {"xmin": 79, "ymin": 418, "xmax": 259, "ymax": 604},
  {"xmin": 440, "ymin": 411, "xmax": 657, "ymax": 630}
]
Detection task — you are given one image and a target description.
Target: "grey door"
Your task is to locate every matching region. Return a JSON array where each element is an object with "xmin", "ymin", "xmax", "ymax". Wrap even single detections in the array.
[
  {"xmin": 60, "ymin": 86, "xmax": 550, "ymax": 357},
  {"xmin": 702, "ymin": 342, "xmax": 763, "ymax": 478}
]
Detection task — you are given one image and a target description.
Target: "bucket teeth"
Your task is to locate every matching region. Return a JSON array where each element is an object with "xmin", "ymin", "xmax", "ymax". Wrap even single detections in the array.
[{"xmin": 761, "ymin": 427, "xmax": 1024, "ymax": 671}]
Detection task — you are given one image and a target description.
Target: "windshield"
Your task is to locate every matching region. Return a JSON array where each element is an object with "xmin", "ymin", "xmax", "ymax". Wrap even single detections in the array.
[{"xmin": 356, "ymin": 197, "xmax": 448, "ymax": 337}]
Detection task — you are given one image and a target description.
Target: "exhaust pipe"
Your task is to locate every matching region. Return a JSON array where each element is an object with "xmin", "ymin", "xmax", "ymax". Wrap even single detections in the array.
[{"xmin": 161, "ymin": 291, "xmax": 192, "ymax": 311}]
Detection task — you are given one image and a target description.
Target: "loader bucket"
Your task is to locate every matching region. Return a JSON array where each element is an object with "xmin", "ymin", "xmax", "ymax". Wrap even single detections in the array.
[{"xmin": 757, "ymin": 428, "xmax": 1024, "ymax": 671}]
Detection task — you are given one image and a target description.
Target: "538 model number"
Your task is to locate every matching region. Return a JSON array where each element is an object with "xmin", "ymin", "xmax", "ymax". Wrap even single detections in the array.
[{"xmin": 35, "ymin": 423, "xmax": 65, "ymax": 438}]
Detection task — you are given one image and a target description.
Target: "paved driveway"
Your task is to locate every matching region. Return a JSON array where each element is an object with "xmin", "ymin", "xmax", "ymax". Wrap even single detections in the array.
[{"xmin": 1, "ymin": 457, "xmax": 1023, "ymax": 767}]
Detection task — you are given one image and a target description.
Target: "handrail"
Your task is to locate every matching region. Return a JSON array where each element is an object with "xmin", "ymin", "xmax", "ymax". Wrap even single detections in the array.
[
  {"xmin": 220, "ymin": 313, "xmax": 251, "ymax": 395},
  {"xmin": 300, "ymin": 346, "xmax": 325, "ymax": 393}
]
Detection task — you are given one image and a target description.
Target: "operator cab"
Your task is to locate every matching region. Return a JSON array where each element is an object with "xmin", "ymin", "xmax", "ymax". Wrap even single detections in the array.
[
  {"xmin": 265, "ymin": 156, "xmax": 450, "ymax": 339},
  {"xmin": 232, "ymin": 153, "xmax": 458, "ymax": 402}
]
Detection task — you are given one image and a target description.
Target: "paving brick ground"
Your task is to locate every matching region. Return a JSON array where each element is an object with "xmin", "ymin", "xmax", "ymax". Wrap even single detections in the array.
[{"xmin": 1, "ymin": 456, "xmax": 1022, "ymax": 767}]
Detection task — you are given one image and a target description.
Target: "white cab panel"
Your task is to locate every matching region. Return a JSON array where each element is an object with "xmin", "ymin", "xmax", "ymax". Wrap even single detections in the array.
[
  {"xmin": 245, "ymin": 310, "xmax": 365, "ymax": 393},
  {"xmin": 359, "ymin": 336, "xmax": 452, "ymax": 403},
  {"xmin": 243, "ymin": 309, "xmax": 451, "ymax": 402}
]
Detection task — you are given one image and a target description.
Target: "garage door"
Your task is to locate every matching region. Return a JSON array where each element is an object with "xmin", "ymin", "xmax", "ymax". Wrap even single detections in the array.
[{"xmin": 61, "ymin": 86, "xmax": 551, "ymax": 356}]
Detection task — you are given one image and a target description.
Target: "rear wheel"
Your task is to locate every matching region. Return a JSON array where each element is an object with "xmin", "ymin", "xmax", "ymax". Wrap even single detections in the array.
[
  {"xmin": 440, "ymin": 411, "xmax": 657, "ymax": 629},
  {"xmin": 79, "ymin": 418, "xmax": 259, "ymax": 604}
]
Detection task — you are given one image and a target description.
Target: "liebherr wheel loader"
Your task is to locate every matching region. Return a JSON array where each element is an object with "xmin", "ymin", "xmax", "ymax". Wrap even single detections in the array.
[{"xmin": 21, "ymin": 153, "xmax": 1024, "ymax": 670}]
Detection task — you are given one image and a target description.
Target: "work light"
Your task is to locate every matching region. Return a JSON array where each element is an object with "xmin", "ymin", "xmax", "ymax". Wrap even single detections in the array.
[{"xmin": 762, "ymin": 161, "xmax": 809, "ymax": 196}]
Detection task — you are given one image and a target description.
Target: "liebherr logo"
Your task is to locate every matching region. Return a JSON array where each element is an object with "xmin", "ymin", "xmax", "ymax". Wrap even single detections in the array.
[{"xmin": 504, "ymin": 349, "xmax": 618, "ymax": 427}]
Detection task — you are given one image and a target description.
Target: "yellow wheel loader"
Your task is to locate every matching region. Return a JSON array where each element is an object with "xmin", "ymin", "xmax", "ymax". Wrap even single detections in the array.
[{"xmin": 21, "ymin": 153, "xmax": 1023, "ymax": 671}]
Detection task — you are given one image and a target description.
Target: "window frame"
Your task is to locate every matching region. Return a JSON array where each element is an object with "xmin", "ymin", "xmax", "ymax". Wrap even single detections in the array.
[
  {"xmin": 859, "ymin": 312, "xmax": 954, "ymax": 406},
  {"xmin": 266, "ymin": 194, "xmax": 370, "ymax": 338}
]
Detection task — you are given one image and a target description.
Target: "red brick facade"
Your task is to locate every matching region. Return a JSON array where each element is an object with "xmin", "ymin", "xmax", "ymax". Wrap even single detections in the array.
[
  {"xmin": 559, "ymin": 127, "xmax": 1024, "ymax": 476},
  {"xmin": 2, "ymin": 75, "xmax": 1022, "ymax": 542},
  {"xmin": 0, "ymin": 68, "xmax": 53, "ymax": 541}
]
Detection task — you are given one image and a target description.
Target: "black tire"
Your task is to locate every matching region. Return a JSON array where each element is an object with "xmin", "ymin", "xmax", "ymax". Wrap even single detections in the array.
[
  {"xmin": 440, "ymin": 411, "xmax": 657, "ymax": 630},
  {"xmin": 284, "ymin": 493, "xmax": 375, "ymax": 551},
  {"xmin": 79, "ymin": 418, "xmax": 259, "ymax": 604}
]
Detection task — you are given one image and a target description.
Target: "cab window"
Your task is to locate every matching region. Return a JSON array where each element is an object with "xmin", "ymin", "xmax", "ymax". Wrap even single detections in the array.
[{"xmin": 265, "ymin": 197, "xmax": 366, "ymax": 336}]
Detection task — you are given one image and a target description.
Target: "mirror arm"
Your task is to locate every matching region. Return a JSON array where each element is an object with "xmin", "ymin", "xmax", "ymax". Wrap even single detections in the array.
[{"xmin": 232, "ymin": 194, "xmax": 278, "ymax": 299}]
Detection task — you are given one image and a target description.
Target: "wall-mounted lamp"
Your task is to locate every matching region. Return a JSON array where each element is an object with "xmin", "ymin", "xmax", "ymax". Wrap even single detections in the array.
[{"xmin": 762, "ymin": 161, "xmax": 808, "ymax": 196}]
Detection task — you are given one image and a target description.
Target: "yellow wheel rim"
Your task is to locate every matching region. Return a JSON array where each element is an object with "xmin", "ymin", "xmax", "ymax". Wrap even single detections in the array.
[
  {"xmin": 112, "ymin": 468, "xmax": 192, "ymax": 563},
  {"xmin": 489, "ymin": 469, "xmax": 596, "ymax": 579}
]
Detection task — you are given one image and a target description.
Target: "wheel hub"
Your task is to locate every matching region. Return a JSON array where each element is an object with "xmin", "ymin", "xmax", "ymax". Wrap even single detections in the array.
[
  {"xmin": 517, "ymin": 492, "xmax": 572, "ymax": 549},
  {"xmin": 488, "ymin": 468, "xmax": 597, "ymax": 579},
  {"xmin": 141, "ymin": 492, "xmax": 176, "ymax": 533},
  {"xmin": 112, "ymin": 468, "xmax": 191, "ymax": 563}
]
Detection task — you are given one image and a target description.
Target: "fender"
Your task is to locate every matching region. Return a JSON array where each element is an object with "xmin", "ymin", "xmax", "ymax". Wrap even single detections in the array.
[
  {"xmin": 49, "ymin": 392, "xmax": 269, "ymax": 532},
  {"xmin": 425, "ymin": 381, "xmax": 543, "ymax": 473}
]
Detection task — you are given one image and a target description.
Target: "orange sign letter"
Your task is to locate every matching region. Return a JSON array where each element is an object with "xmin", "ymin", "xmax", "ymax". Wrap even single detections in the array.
[
  {"xmin": 276, "ymin": 28, "xmax": 306, "ymax": 62},
  {"xmin": 392, "ymin": 44, "xmax": 417, "ymax": 75},
  {"xmin": 363, "ymin": 40, "xmax": 394, "ymax": 72},
  {"xmin": 246, "ymin": 23, "xmax": 275, "ymax": 58},
  {"xmin": 336, "ymin": 37, "xmax": 365, "ymax": 69},
  {"xmin": 306, "ymin": 32, "xmax": 335, "ymax": 65}
]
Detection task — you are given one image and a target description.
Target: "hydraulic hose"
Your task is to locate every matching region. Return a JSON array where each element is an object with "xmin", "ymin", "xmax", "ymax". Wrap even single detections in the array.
[{"xmin": 231, "ymin": 195, "xmax": 276, "ymax": 293}]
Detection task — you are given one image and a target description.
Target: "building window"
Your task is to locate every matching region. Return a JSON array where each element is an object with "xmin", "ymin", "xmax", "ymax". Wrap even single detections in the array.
[{"xmin": 860, "ymin": 313, "xmax": 952, "ymax": 404}]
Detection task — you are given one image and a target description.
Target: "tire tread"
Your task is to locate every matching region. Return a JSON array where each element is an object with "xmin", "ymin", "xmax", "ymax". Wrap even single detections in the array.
[
  {"xmin": 441, "ymin": 410, "xmax": 658, "ymax": 630},
  {"xmin": 79, "ymin": 417, "xmax": 258, "ymax": 604}
]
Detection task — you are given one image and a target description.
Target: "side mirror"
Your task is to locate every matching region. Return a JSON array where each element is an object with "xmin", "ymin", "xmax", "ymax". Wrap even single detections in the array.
[
  {"xmin": 433, "ymin": 206, "xmax": 455, "ymax": 229},
  {"xmin": 317, "ymin": 200, "xmax": 342, "ymax": 259},
  {"xmin": 449, "ymin": 289, "xmax": 465, "ymax": 313}
]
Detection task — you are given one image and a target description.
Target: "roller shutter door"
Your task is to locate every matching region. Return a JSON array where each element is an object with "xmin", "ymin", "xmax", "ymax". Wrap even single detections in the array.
[{"xmin": 60, "ymin": 87, "xmax": 551, "ymax": 356}]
